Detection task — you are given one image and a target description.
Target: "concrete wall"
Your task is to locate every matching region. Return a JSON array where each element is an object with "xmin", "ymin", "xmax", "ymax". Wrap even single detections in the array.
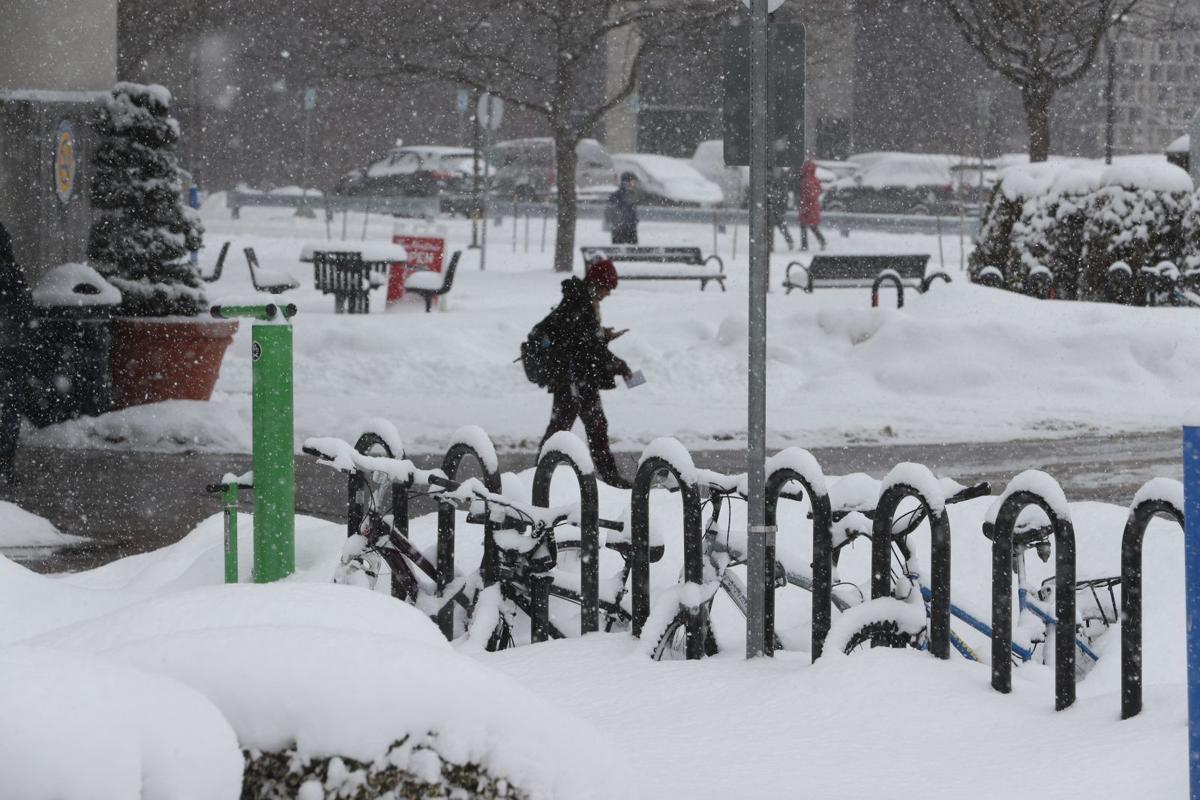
[
  {"xmin": 0, "ymin": 95, "xmax": 104, "ymax": 286},
  {"xmin": 0, "ymin": 0, "xmax": 118, "ymax": 92}
]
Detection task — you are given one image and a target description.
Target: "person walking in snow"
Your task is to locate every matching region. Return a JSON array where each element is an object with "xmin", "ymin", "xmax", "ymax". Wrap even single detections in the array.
[
  {"xmin": 768, "ymin": 169, "xmax": 795, "ymax": 251},
  {"xmin": 0, "ymin": 222, "xmax": 32, "ymax": 485},
  {"xmin": 797, "ymin": 160, "xmax": 827, "ymax": 252},
  {"xmin": 606, "ymin": 172, "xmax": 640, "ymax": 245},
  {"xmin": 537, "ymin": 258, "xmax": 633, "ymax": 488}
]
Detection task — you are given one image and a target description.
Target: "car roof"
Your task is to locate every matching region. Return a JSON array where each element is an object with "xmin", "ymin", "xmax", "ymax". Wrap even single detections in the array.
[{"xmin": 389, "ymin": 145, "xmax": 475, "ymax": 157}]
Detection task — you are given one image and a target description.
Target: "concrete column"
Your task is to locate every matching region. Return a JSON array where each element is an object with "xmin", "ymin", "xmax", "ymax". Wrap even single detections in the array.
[{"xmin": 604, "ymin": 23, "xmax": 640, "ymax": 154}]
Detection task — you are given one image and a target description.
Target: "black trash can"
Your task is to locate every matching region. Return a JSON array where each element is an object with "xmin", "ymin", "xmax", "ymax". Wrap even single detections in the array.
[{"xmin": 24, "ymin": 266, "xmax": 119, "ymax": 427}]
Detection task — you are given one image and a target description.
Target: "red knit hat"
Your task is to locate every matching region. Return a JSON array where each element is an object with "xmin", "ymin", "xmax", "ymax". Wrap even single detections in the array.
[{"xmin": 586, "ymin": 259, "xmax": 619, "ymax": 291}]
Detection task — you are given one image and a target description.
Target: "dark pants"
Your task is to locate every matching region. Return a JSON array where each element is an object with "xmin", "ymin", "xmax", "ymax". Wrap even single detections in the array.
[
  {"xmin": 800, "ymin": 225, "xmax": 826, "ymax": 250},
  {"xmin": 612, "ymin": 226, "xmax": 638, "ymax": 245},
  {"xmin": 770, "ymin": 216, "xmax": 793, "ymax": 250},
  {"xmin": 541, "ymin": 382, "xmax": 622, "ymax": 480}
]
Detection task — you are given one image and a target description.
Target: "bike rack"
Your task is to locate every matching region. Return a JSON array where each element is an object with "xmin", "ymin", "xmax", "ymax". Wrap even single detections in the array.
[
  {"xmin": 1120, "ymin": 481, "xmax": 1185, "ymax": 719},
  {"xmin": 532, "ymin": 432, "xmax": 601, "ymax": 638},
  {"xmin": 438, "ymin": 427, "xmax": 503, "ymax": 641},
  {"xmin": 764, "ymin": 450, "xmax": 831, "ymax": 660},
  {"xmin": 871, "ymin": 270, "xmax": 905, "ymax": 308},
  {"xmin": 630, "ymin": 441, "xmax": 704, "ymax": 658},
  {"xmin": 919, "ymin": 272, "xmax": 952, "ymax": 294},
  {"xmin": 347, "ymin": 430, "xmax": 418, "ymax": 601},
  {"xmin": 988, "ymin": 473, "xmax": 1077, "ymax": 711},
  {"xmin": 871, "ymin": 465, "xmax": 951, "ymax": 660}
]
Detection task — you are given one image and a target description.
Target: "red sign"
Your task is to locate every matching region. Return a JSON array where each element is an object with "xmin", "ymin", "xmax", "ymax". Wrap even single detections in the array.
[{"xmin": 387, "ymin": 236, "xmax": 445, "ymax": 305}]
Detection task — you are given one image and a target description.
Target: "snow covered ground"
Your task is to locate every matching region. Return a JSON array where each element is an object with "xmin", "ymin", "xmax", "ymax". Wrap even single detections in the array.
[
  {"xmin": 0, "ymin": 462, "xmax": 1188, "ymax": 797},
  {"xmin": 27, "ymin": 197, "xmax": 1200, "ymax": 455}
]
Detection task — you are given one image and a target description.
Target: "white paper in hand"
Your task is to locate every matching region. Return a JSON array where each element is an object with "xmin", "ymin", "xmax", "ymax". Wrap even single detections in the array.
[{"xmin": 624, "ymin": 370, "xmax": 646, "ymax": 389}]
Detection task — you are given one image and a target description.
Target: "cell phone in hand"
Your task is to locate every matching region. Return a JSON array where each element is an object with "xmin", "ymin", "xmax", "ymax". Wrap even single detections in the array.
[{"xmin": 624, "ymin": 370, "xmax": 646, "ymax": 389}]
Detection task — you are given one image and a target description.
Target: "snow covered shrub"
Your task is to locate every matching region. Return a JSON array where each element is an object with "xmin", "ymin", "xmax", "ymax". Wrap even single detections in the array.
[
  {"xmin": 1079, "ymin": 159, "xmax": 1192, "ymax": 302},
  {"xmin": 1182, "ymin": 190, "xmax": 1200, "ymax": 271},
  {"xmin": 1010, "ymin": 167, "xmax": 1101, "ymax": 300},
  {"xmin": 241, "ymin": 738, "xmax": 529, "ymax": 800},
  {"xmin": 969, "ymin": 164, "xmax": 1056, "ymax": 290},
  {"xmin": 87, "ymin": 82, "xmax": 206, "ymax": 317}
]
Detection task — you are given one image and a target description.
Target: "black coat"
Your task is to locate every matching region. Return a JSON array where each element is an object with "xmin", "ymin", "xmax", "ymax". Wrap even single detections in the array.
[
  {"xmin": 0, "ymin": 224, "xmax": 32, "ymax": 372},
  {"xmin": 606, "ymin": 186, "xmax": 639, "ymax": 241},
  {"xmin": 541, "ymin": 278, "xmax": 625, "ymax": 390}
]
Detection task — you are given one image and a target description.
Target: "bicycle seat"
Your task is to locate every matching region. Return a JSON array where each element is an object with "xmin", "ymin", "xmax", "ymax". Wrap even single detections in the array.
[
  {"xmin": 604, "ymin": 539, "xmax": 666, "ymax": 564},
  {"xmin": 982, "ymin": 506, "xmax": 1054, "ymax": 549}
]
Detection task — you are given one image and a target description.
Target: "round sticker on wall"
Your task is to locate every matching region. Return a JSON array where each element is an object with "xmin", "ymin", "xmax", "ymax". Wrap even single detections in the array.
[
  {"xmin": 252, "ymin": 341, "xmax": 262, "ymax": 362},
  {"xmin": 53, "ymin": 120, "xmax": 77, "ymax": 204}
]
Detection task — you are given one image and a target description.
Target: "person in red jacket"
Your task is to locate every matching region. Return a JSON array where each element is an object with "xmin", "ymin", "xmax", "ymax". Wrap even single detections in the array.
[{"xmin": 797, "ymin": 160, "xmax": 827, "ymax": 252}]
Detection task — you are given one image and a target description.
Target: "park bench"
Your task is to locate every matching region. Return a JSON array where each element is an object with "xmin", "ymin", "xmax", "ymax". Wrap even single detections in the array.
[
  {"xmin": 202, "ymin": 242, "xmax": 230, "ymax": 283},
  {"xmin": 313, "ymin": 251, "xmax": 388, "ymax": 314},
  {"xmin": 244, "ymin": 247, "xmax": 300, "ymax": 294},
  {"xmin": 782, "ymin": 254, "xmax": 948, "ymax": 307},
  {"xmin": 404, "ymin": 250, "xmax": 462, "ymax": 312},
  {"xmin": 580, "ymin": 246, "xmax": 726, "ymax": 291}
]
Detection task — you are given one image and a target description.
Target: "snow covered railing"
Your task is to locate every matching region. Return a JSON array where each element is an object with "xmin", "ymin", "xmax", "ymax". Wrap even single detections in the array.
[
  {"xmin": 985, "ymin": 471, "xmax": 1077, "ymax": 711},
  {"xmin": 1120, "ymin": 478, "xmax": 1185, "ymax": 720}
]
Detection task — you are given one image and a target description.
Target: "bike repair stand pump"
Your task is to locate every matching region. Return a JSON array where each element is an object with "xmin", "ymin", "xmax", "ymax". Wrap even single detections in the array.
[{"xmin": 211, "ymin": 302, "xmax": 298, "ymax": 583}]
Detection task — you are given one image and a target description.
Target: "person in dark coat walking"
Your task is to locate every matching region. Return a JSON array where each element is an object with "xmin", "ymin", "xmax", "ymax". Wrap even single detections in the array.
[
  {"xmin": 606, "ymin": 172, "xmax": 640, "ymax": 245},
  {"xmin": 768, "ymin": 169, "xmax": 794, "ymax": 251},
  {"xmin": 797, "ymin": 160, "xmax": 827, "ymax": 251},
  {"xmin": 538, "ymin": 259, "xmax": 633, "ymax": 487},
  {"xmin": 0, "ymin": 222, "xmax": 33, "ymax": 484}
]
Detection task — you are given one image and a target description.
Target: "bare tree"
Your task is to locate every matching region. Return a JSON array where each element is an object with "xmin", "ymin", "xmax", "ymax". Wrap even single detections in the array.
[
  {"xmin": 288, "ymin": 0, "xmax": 733, "ymax": 271},
  {"xmin": 933, "ymin": 0, "xmax": 1142, "ymax": 161}
]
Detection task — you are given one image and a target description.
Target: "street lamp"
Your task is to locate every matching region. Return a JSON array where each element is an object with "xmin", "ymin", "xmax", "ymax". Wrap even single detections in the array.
[{"xmin": 1104, "ymin": 12, "xmax": 1128, "ymax": 165}]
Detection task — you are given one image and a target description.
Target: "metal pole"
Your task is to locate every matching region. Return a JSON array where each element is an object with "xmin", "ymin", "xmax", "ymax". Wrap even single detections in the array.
[
  {"xmin": 745, "ymin": 0, "xmax": 773, "ymax": 659},
  {"xmin": 471, "ymin": 90, "xmax": 482, "ymax": 249},
  {"xmin": 1105, "ymin": 32, "xmax": 1117, "ymax": 165},
  {"xmin": 223, "ymin": 482, "xmax": 238, "ymax": 583},
  {"xmin": 1183, "ymin": 425, "xmax": 1200, "ymax": 800},
  {"xmin": 300, "ymin": 106, "xmax": 313, "ymax": 214},
  {"xmin": 481, "ymin": 112, "xmax": 491, "ymax": 271}
]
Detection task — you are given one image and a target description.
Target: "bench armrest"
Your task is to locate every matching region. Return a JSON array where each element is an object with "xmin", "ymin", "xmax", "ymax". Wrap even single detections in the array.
[
  {"xmin": 784, "ymin": 261, "xmax": 812, "ymax": 293},
  {"xmin": 703, "ymin": 254, "xmax": 725, "ymax": 273}
]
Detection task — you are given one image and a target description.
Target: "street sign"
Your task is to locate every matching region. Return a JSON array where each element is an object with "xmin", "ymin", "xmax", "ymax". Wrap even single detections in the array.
[
  {"xmin": 303, "ymin": 87, "xmax": 317, "ymax": 111},
  {"xmin": 457, "ymin": 89, "xmax": 470, "ymax": 114},
  {"xmin": 740, "ymin": 0, "xmax": 786, "ymax": 9},
  {"xmin": 722, "ymin": 22, "xmax": 805, "ymax": 167},
  {"xmin": 477, "ymin": 93, "xmax": 504, "ymax": 131}
]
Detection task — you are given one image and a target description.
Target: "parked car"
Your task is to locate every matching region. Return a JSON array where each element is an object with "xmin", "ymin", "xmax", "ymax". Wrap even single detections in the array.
[
  {"xmin": 691, "ymin": 140, "xmax": 749, "ymax": 207},
  {"xmin": 822, "ymin": 152, "xmax": 971, "ymax": 216},
  {"xmin": 611, "ymin": 153, "xmax": 725, "ymax": 207},
  {"xmin": 333, "ymin": 145, "xmax": 482, "ymax": 199},
  {"xmin": 489, "ymin": 138, "xmax": 616, "ymax": 202}
]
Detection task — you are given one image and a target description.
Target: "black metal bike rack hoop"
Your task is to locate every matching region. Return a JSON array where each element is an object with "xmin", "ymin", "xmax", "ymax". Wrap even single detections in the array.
[
  {"xmin": 989, "ymin": 485, "xmax": 1077, "ymax": 711},
  {"xmin": 630, "ymin": 454, "xmax": 704, "ymax": 658},
  {"xmin": 438, "ymin": 431, "xmax": 503, "ymax": 640},
  {"xmin": 532, "ymin": 443, "xmax": 601, "ymax": 637},
  {"xmin": 764, "ymin": 460, "xmax": 832, "ymax": 660},
  {"xmin": 871, "ymin": 472, "xmax": 951, "ymax": 660},
  {"xmin": 871, "ymin": 271, "xmax": 904, "ymax": 308},
  {"xmin": 1120, "ymin": 486, "xmax": 1185, "ymax": 719}
]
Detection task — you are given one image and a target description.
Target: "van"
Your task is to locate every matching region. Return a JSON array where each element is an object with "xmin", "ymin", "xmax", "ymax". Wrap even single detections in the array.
[{"xmin": 489, "ymin": 138, "xmax": 616, "ymax": 201}]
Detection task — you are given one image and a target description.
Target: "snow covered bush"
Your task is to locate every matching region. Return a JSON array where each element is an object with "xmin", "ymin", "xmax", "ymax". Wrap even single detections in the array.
[
  {"xmin": 87, "ymin": 82, "xmax": 206, "ymax": 317},
  {"xmin": 1079, "ymin": 159, "xmax": 1192, "ymax": 302},
  {"xmin": 1182, "ymin": 191, "xmax": 1200, "ymax": 272},
  {"xmin": 1010, "ymin": 168, "xmax": 1101, "ymax": 300}
]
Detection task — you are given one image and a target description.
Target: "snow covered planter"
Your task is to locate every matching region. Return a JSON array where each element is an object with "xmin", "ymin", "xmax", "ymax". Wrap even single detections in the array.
[
  {"xmin": 87, "ymin": 83, "xmax": 235, "ymax": 408},
  {"xmin": 1079, "ymin": 159, "xmax": 1193, "ymax": 302}
]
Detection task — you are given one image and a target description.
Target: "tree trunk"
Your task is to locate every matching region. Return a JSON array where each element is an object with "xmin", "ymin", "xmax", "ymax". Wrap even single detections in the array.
[
  {"xmin": 1022, "ymin": 86, "xmax": 1054, "ymax": 163},
  {"xmin": 552, "ymin": 129, "xmax": 579, "ymax": 273}
]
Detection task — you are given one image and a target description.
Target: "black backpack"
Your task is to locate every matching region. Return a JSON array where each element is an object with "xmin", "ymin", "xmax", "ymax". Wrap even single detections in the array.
[{"xmin": 520, "ymin": 311, "xmax": 560, "ymax": 387}]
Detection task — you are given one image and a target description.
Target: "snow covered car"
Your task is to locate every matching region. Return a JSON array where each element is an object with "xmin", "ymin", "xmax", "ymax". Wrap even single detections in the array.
[
  {"xmin": 489, "ymin": 138, "xmax": 616, "ymax": 202},
  {"xmin": 611, "ymin": 153, "xmax": 725, "ymax": 207},
  {"xmin": 333, "ymin": 145, "xmax": 481, "ymax": 201},
  {"xmin": 691, "ymin": 140, "xmax": 748, "ymax": 207},
  {"xmin": 821, "ymin": 152, "xmax": 962, "ymax": 216}
]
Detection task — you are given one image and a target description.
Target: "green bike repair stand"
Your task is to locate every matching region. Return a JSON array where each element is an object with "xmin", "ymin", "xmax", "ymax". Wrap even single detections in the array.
[{"xmin": 211, "ymin": 302, "xmax": 298, "ymax": 583}]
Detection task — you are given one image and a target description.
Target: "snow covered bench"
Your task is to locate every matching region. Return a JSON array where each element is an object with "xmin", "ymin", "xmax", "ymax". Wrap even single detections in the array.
[
  {"xmin": 580, "ymin": 246, "xmax": 726, "ymax": 291},
  {"xmin": 783, "ymin": 255, "xmax": 948, "ymax": 305},
  {"xmin": 311, "ymin": 252, "xmax": 388, "ymax": 314},
  {"xmin": 404, "ymin": 250, "xmax": 461, "ymax": 312}
]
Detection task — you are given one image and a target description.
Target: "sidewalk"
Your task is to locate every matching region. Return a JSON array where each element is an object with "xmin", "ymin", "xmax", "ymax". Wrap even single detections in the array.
[{"xmin": 6, "ymin": 429, "xmax": 1182, "ymax": 573}]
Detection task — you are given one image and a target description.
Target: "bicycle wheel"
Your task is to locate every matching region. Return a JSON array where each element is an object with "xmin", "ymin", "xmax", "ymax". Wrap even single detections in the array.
[
  {"xmin": 840, "ymin": 619, "xmax": 924, "ymax": 655},
  {"xmin": 649, "ymin": 609, "xmax": 719, "ymax": 661},
  {"xmin": 830, "ymin": 597, "xmax": 927, "ymax": 656}
]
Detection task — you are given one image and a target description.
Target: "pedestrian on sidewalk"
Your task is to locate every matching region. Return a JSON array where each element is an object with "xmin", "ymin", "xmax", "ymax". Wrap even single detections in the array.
[
  {"xmin": 797, "ymin": 160, "xmax": 827, "ymax": 252},
  {"xmin": 536, "ymin": 258, "xmax": 634, "ymax": 488},
  {"xmin": 768, "ymin": 169, "xmax": 795, "ymax": 251},
  {"xmin": 606, "ymin": 172, "xmax": 640, "ymax": 245},
  {"xmin": 0, "ymin": 222, "xmax": 33, "ymax": 484}
]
